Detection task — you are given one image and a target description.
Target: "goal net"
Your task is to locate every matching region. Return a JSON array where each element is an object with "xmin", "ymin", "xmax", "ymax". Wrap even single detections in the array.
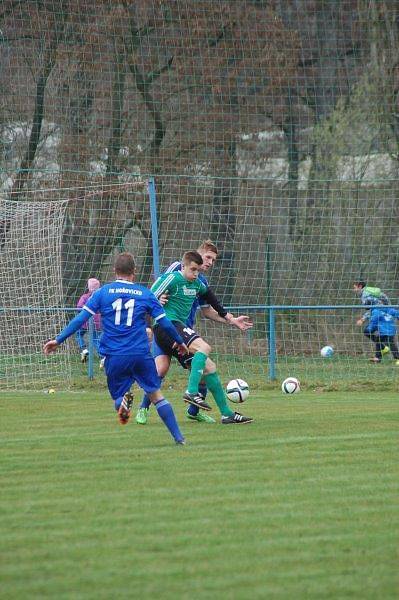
[
  {"xmin": 0, "ymin": 179, "xmax": 150, "ymax": 389},
  {"xmin": 155, "ymin": 175, "xmax": 399, "ymax": 389},
  {"xmin": 0, "ymin": 196, "xmax": 69, "ymax": 389}
]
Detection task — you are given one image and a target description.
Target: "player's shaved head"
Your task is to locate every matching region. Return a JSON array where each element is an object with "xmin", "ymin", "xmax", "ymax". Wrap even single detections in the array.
[
  {"xmin": 114, "ymin": 252, "xmax": 136, "ymax": 276},
  {"xmin": 182, "ymin": 251, "xmax": 203, "ymax": 266}
]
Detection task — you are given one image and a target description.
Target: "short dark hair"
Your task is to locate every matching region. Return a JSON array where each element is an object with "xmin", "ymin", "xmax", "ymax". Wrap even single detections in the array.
[
  {"xmin": 182, "ymin": 250, "xmax": 203, "ymax": 266},
  {"xmin": 354, "ymin": 281, "xmax": 366, "ymax": 289},
  {"xmin": 114, "ymin": 252, "xmax": 136, "ymax": 276}
]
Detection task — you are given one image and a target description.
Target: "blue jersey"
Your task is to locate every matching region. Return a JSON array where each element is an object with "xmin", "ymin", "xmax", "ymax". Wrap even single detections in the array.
[
  {"xmin": 365, "ymin": 307, "xmax": 399, "ymax": 337},
  {"xmin": 83, "ymin": 279, "xmax": 166, "ymax": 355},
  {"xmin": 164, "ymin": 261, "xmax": 209, "ymax": 328},
  {"xmin": 360, "ymin": 287, "xmax": 390, "ymax": 322}
]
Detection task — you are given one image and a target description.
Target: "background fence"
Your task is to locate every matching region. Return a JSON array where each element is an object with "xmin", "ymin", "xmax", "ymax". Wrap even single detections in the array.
[
  {"xmin": 1, "ymin": 1, "xmax": 398, "ymax": 389},
  {"xmin": 2, "ymin": 300, "xmax": 399, "ymax": 390}
]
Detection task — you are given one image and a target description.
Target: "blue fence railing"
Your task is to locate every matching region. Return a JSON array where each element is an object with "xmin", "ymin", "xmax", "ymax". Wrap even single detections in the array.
[{"xmin": 2, "ymin": 304, "xmax": 398, "ymax": 381}]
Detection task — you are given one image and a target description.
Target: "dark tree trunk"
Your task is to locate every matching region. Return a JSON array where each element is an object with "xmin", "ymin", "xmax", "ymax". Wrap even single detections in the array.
[
  {"xmin": 106, "ymin": 41, "xmax": 126, "ymax": 178},
  {"xmin": 283, "ymin": 88, "xmax": 299, "ymax": 238},
  {"xmin": 11, "ymin": 6, "xmax": 68, "ymax": 196},
  {"xmin": 210, "ymin": 142, "xmax": 238, "ymax": 305}
]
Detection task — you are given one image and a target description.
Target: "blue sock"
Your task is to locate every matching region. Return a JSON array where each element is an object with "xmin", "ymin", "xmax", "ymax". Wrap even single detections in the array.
[
  {"xmin": 140, "ymin": 393, "xmax": 151, "ymax": 410},
  {"xmin": 114, "ymin": 397, "xmax": 123, "ymax": 411},
  {"xmin": 155, "ymin": 399, "xmax": 184, "ymax": 443},
  {"xmin": 140, "ymin": 377, "xmax": 164, "ymax": 410},
  {"xmin": 187, "ymin": 382, "xmax": 208, "ymax": 416},
  {"xmin": 187, "ymin": 403, "xmax": 199, "ymax": 416}
]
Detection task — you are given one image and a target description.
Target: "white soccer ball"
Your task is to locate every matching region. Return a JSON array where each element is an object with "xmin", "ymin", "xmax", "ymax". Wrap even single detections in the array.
[
  {"xmin": 226, "ymin": 378, "xmax": 249, "ymax": 403},
  {"xmin": 281, "ymin": 377, "xmax": 300, "ymax": 394},
  {"xmin": 320, "ymin": 345, "xmax": 334, "ymax": 358}
]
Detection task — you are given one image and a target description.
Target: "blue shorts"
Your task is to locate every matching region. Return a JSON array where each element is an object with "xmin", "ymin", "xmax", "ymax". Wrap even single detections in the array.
[
  {"xmin": 104, "ymin": 353, "xmax": 161, "ymax": 400},
  {"xmin": 152, "ymin": 339, "xmax": 166, "ymax": 359}
]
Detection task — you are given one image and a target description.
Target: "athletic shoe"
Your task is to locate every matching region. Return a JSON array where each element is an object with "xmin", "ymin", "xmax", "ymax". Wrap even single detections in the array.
[
  {"xmin": 369, "ymin": 357, "xmax": 381, "ymax": 363},
  {"xmin": 118, "ymin": 392, "xmax": 134, "ymax": 425},
  {"xmin": 381, "ymin": 346, "xmax": 390, "ymax": 356},
  {"xmin": 221, "ymin": 412, "xmax": 253, "ymax": 424},
  {"xmin": 99, "ymin": 357, "xmax": 105, "ymax": 369},
  {"xmin": 80, "ymin": 349, "xmax": 89, "ymax": 363},
  {"xmin": 135, "ymin": 407, "xmax": 149, "ymax": 425},
  {"xmin": 186, "ymin": 409, "xmax": 216, "ymax": 424},
  {"xmin": 176, "ymin": 439, "xmax": 186, "ymax": 445},
  {"xmin": 183, "ymin": 391, "xmax": 212, "ymax": 412}
]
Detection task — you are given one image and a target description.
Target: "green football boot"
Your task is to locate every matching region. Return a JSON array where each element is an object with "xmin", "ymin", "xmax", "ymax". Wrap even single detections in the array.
[
  {"xmin": 135, "ymin": 407, "xmax": 149, "ymax": 425},
  {"xmin": 186, "ymin": 409, "xmax": 216, "ymax": 424}
]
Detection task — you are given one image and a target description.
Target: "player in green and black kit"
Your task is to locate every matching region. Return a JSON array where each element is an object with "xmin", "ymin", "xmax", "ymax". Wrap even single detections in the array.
[{"xmin": 151, "ymin": 250, "xmax": 253, "ymax": 424}]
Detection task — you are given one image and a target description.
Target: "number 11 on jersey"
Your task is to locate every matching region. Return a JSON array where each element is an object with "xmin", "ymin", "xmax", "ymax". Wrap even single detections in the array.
[{"xmin": 112, "ymin": 298, "xmax": 135, "ymax": 326}]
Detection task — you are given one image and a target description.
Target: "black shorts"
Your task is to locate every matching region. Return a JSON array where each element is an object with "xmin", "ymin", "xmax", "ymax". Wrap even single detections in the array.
[{"xmin": 153, "ymin": 321, "xmax": 200, "ymax": 369}]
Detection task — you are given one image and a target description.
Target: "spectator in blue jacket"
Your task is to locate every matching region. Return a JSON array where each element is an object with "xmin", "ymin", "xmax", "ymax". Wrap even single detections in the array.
[{"xmin": 364, "ymin": 307, "xmax": 399, "ymax": 364}]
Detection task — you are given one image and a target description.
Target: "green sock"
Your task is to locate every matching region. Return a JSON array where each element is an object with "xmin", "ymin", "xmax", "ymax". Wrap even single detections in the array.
[
  {"xmin": 187, "ymin": 352, "xmax": 208, "ymax": 394},
  {"xmin": 204, "ymin": 372, "xmax": 234, "ymax": 417}
]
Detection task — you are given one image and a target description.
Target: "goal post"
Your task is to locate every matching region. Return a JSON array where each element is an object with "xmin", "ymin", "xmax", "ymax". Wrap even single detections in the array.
[{"xmin": 0, "ymin": 178, "xmax": 151, "ymax": 390}]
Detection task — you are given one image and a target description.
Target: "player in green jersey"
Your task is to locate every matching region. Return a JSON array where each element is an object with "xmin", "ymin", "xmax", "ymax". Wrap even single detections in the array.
[{"xmin": 151, "ymin": 250, "xmax": 253, "ymax": 424}]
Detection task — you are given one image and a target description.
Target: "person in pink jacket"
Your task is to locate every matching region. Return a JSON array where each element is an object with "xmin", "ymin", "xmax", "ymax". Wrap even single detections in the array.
[{"xmin": 75, "ymin": 278, "xmax": 103, "ymax": 365}]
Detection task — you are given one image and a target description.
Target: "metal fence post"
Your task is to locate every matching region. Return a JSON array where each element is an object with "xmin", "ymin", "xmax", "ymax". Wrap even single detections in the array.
[
  {"xmin": 268, "ymin": 307, "xmax": 276, "ymax": 380},
  {"xmin": 148, "ymin": 177, "xmax": 160, "ymax": 279}
]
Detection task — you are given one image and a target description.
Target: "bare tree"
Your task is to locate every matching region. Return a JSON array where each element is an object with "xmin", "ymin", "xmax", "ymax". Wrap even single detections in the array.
[{"xmin": 9, "ymin": 1, "xmax": 70, "ymax": 196}]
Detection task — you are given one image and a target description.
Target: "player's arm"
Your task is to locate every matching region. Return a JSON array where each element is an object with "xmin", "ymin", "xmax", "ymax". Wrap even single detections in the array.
[
  {"xmin": 152, "ymin": 261, "xmax": 183, "ymax": 304},
  {"xmin": 149, "ymin": 294, "xmax": 188, "ymax": 354},
  {"xmin": 200, "ymin": 287, "xmax": 253, "ymax": 331},
  {"xmin": 43, "ymin": 309, "xmax": 92, "ymax": 354},
  {"xmin": 151, "ymin": 273, "xmax": 175, "ymax": 300},
  {"xmin": 44, "ymin": 291, "xmax": 101, "ymax": 354},
  {"xmin": 363, "ymin": 313, "xmax": 377, "ymax": 334},
  {"xmin": 200, "ymin": 305, "xmax": 253, "ymax": 331},
  {"xmin": 357, "ymin": 309, "xmax": 371, "ymax": 326},
  {"xmin": 156, "ymin": 315, "xmax": 189, "ymax": 355},
  {"xmin": 200, "ymin": 286, "xmax": 228, "ymax": 317}
]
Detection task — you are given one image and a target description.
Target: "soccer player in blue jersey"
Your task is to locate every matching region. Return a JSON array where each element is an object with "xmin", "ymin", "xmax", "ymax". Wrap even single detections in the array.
[
  {"xmin": 43, "ymin": 252, "xmax": 188, "ymax": 444},
  {"xmin": 136, "ymin": 242, "xmax": 253, "ymax": 425},
  {"xmin": 364, "ymin": 306, "xmax": 399, "ymax": 364},
  {"xmin": 354, "ymin": 280, "xmax": 391, "ymax": 358}
]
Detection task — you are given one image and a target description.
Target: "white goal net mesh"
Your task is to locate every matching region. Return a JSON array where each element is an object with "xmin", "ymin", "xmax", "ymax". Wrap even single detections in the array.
[
  {"xmin": 0, "ymin": 197, "xmax": 69, "ymax": 389},
  {"xmin": 0, "ymin": 179, "xmax": 149, "ymax": 390}
]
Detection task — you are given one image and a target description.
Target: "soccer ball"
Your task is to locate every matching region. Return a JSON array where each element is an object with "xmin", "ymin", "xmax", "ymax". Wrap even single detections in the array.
[
  {"xmin": 226, "ymin": 379, "xmax": 249, "ymax": 403},
  {"xmin": 320, "ymin": 345, "xmax": 334, "ymax": 358},
  {"xmin": 281, "ymin": 377, "xmax": 300, "ymax": 394}
]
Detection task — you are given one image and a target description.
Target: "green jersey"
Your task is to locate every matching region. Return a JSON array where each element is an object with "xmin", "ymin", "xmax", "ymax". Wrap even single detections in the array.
[{"xmin": 151, "ymin": 271, "xmax": 207, "ymax": 325}]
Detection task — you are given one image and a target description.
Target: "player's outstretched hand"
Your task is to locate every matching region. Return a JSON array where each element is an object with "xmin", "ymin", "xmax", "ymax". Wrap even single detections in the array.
[
  {"xmin": 43, "ymin": 340, "xmax": 59, "ymax": 354},
  {"xmin": 159, "ymin": 292, "xmax": 169, "ymax": 306},
  {"xmin": 356, "ymin": 319, "xmax": 364, "ymax": 326},
  {"xmin": 175, "ymin": 342, "xmax": 189, "ymax": 356},
  {"xmin": 230, "ymin": 315, "xmax": 253, "ymax": 331}
]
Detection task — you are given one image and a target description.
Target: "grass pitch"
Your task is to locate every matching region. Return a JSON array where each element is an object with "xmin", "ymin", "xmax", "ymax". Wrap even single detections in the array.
[{"xmin": 1, "ymin": 389, "xmax": 398, "ymax": 599}]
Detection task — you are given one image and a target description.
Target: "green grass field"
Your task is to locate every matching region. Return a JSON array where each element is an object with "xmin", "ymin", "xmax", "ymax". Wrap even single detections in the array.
[
  {"xmin": 1, "ymin": 389, "xmax": 398, "ymax": 599},
  {"xmin": 3, "ymin": 349, "xmax": 399, "ymax": 392}
]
